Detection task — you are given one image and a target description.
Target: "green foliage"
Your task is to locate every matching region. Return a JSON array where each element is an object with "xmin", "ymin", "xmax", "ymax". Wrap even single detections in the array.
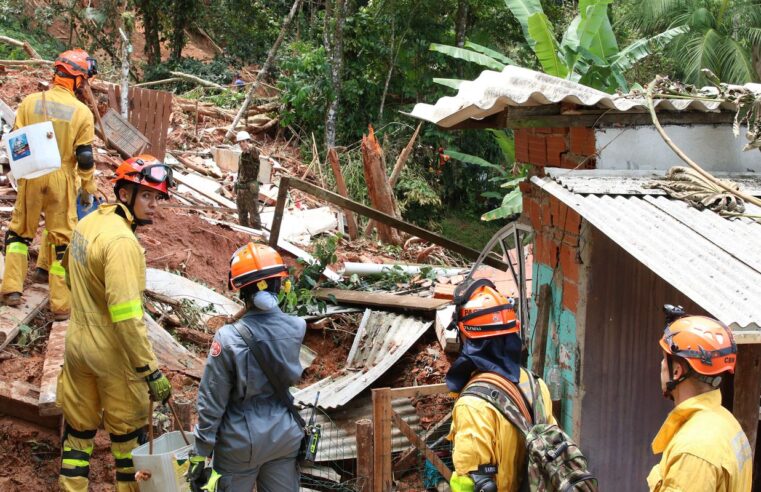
[
  {"xmin": 0, "ymin": 2, "xmax": 65, "ymax": 60},
  {"xmin": 429, "ymin": 43, "xmax": 507, "ymax": 70},
  {"xmin": 204, "ymin": 0, "xmax": 287, "ymax": 64},
  {"xmin": 279, "ymin": 234, "xmax": 342, "ymax": 316},
  {"xmin": 277, "ymin": 41, "xmax": 333, "ymax": 135},
  {"xmin": 143, "ymin": 57, "xmax": 234, "ymax": 91},
  {"xmin": 12, "ymin": 324, "xmax": 45, "ymax": 352},
  {"xmin": 624, "ymin": 0, "xmax": 761, "ymax": 85}
]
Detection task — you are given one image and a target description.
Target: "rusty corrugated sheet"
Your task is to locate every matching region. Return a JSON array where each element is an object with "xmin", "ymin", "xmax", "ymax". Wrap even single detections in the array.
[
  {"xmin": 409, "ymin": 66, "xmax": 750, "ymax": 128},
  {"xmin": 532, "ymin": 174, "xmax": 761, "ymax": 332},
  {"xmin": 298, "ymin": 397, "xmax": 423, "ymax": 462},
  {"xmin": 581, "ymin": 228, "xmax": 706, "ymax": 490},
  {"xmin": 295, "ymin": 309, "xmax": 432, "ymax": 409}
]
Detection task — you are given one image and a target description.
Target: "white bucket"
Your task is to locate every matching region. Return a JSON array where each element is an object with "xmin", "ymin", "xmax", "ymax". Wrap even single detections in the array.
[
  {"xmin": 3, "ymin": 121, "xmax": 61, "ymax": 180},
  {"xmin": 133, "ymin": 431, "xmax": 195, "ymax": 492}
]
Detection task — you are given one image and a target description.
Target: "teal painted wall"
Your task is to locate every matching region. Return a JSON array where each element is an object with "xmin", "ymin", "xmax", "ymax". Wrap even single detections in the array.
[{"xmin": 527, "ymin": 261, "xmax": 579, "ymax": 434}]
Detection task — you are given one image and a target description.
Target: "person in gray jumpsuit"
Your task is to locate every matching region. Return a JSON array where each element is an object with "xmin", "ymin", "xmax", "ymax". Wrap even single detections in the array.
[{"xmin": 190, "ymin": 242, "xmax": 306, "ymax": 491}]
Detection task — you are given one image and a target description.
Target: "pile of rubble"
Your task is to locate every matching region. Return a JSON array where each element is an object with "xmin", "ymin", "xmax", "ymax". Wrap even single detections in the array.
[{"xmin": 0, "ymin": 63, "xmax": 531, "ymax": 490}]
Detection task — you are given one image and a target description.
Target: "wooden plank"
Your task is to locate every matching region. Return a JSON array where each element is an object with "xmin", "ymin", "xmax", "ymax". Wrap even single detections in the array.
[
  {"xmin": 173, "ymin": 172, "xmax": 237, "ymax": 209},
  {"xmin": 271, "ymin": 177, "xmax": 509, "ymax": 271},
  {"xmin": 356, "ymin": 418, "xmax": 374, "ymax": 492},
  {"xmin": 0, "ymin": 97, "xmax": 15, "ymax": 127},
  {"xmin": 157, "ymin": 91, "xmax": 172, "ymax": 161},
  {"xmin": 434, "ymin": 306, "xmax": 459, "ymax": 353},
  {"xmin": 144, "ymin": 314, "xmax": 204, "ymax": 379},
  {"xmin": 0, "ymin": 285, "xmax": 48, "ymax": 351},
  {"xmin": 388, "ymin": 383, "xmax": 449, "ymax": 399},
  {"xmin": 733, "ymin": 344, "xmax": 761, "ymax": 452},
  {"xmin": 372, "ymin": 388, "xmax": 393, "ymax": 492},
  {"xmin": 107, "ymin": 84, "xmax": 119, "ymax": 112},
  {"xmin": 38, "ymin": 321, "xmax": 67, "ymax": 416},
  {"xmin": 327, "ymin": 148, "xmax": 358, "ymax": 239},
  {"xmin": 0, "ymin": 380, "xmax": 58, "ymax": 429},
  {"xmin": 394, "ymin": 411, "xmax": 452, "ymax": 476},
  {"xmin": 530, "ymin": 284, "xmax": 552, "ymax": 376},
  {"xmin": 314, "ymin": 288, "xmax": 450, "ymax": 314},
  {"xmin": 391, "ymin": 408, "xmax": 452, "ymax": 481},
  {"xmin": 433, "ymin": 283, "xmax": 455, "ymax": 300}
]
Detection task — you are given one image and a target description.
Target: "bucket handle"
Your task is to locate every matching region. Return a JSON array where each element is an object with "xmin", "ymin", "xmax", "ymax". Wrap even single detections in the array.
[
  {"xmin": 41, "ymin": 91, "xmax": 50, "ymax": 122},
  {"xmin": 146, "ymin": 398, "xmax": 191, "ymax": 456}
]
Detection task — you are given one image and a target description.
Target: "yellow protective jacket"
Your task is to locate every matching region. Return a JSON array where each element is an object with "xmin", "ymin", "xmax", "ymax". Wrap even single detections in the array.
[
  {"xmin": 448, "ymin": 368, "xmax": 556, "ymax": 492},
  {"xmin": 64, "ymin": 203, "xmax": 158, "ymax": 377},
  {"xmin": 647, "ymin": 390, "xmax": 753, "ymax": 492},
  {"xmin": 14, "ymin": 85, "xmax": 96, "ymax": 189}
]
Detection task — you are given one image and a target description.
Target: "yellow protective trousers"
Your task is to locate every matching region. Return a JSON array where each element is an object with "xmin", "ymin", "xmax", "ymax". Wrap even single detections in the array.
[
  {"xmin": 1, "ymin": 169, "xmax": 76, "ymax": 313},
  {"xmin": 37, "ymin": 229, "xmax": 51, "ymax": 272},
  {"xmin": 57, "ymin": 328, "xmax": 150, "ymax": 492}
]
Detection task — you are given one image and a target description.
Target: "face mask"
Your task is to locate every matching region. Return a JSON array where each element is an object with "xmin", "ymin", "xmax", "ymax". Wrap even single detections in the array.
[{"xmin": 253, "ymin": 290, "xmax": 278, "ymax": 311}]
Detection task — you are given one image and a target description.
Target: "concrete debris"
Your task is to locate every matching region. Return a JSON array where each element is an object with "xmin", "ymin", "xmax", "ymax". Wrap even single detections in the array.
[{"xmin": 0, "ymin": 284, "xmax": 48, "ymax": 351}]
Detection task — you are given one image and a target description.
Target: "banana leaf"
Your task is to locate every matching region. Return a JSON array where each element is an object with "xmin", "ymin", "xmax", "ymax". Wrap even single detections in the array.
[
  {"xmin": 444, "ymin": 149, "xmax": 508, "ymax": 176},
  {"xmin": 481, "ymin": 187, "xmax": 523, "ymax": 221},
  {"xmin": 429, "ymin": 43, "xmax": 506, "ymax": 71},
  {"xmin": 464, "ymin": 41, "xmax": 515, "ymax": 65},
  {"xmin": 433, "ymin": 78, "xmax": 466, "ymax": 89},
  {"xmin": 503, "ymin": 0, "xmax": 544, "ymax": 46},
  {"xmin": 527, "ymin": 12, "xmax": 568, "ymax": 78}
]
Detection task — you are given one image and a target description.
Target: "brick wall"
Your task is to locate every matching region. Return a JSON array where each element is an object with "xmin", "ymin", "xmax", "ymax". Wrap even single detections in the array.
[
  {"xmin": 522, "ymin": 181, "xmax": 583, "ymax": 313},
  {"xmin": 514, "ymin": 126, "xmax": 596, "ymax": 170}
]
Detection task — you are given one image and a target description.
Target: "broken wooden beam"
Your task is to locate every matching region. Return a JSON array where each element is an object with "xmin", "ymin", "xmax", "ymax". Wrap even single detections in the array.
[
  {"xmin": 391, "ymin": 407, "xmax": 452, "ymax": 481},
  {"xmin": 38, "ymin": 321, "xmax": 67, "ymax": 416},
  {"xmin": 0, "ymin": 380, "xmax": 59, "ymax": 429},
  {"xmin": 144, "ymin": 314, "xmax": 204, "ymax": 379},
  {"xmin": 434, "ymin": 306, "xmax": 459, "ymax": 353},
  {"xmin": 361, "ymin": 125, "xmax": 401, "ymax": 244},
  {"xmin": 174, "ymin": 327, "xmax": 213, "ymax": 347},
  {"xmin": 174, "ymin": 172, "xmax": 237, "ymax": 209},
  {"xmin": 530, "ymin": 284, "xmax": 552, "ymax": 376},
  {"xmin": 269, "ymin": 177, "xmax": 510, "ymax": 271},
  {"xmin": 0, "ymin": 285, "xmax": 48, "ymax": 351},
  {"xmin": 314, "ymin": 288, "xmax": 450, "ymax": 316},
  {"xmin": 327, "ymin": 148, "xmax": 358, "ymax": 239}
]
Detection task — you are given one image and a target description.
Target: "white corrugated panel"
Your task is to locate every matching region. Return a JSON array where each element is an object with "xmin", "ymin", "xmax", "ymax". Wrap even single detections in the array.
[
  {"xmin": 295, "ymin": 309, "xmax": 432, "ymax": 409},
  {"xmin": 409, "ymin": 66, "xmax": 750, "ymax": 128},
  {"xmin": 532, "ymin": 175, "xmax": 761, "ymax": 332}
]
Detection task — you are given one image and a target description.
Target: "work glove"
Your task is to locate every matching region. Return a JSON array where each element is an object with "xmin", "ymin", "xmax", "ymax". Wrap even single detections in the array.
[
  {"xmin": 201, "ymin": 470, "xmax": 222, "ymax": 491},
  {"xmin": 78, "ymin": 189, "xmax": 93, "ymax": 207},
  {"xmin": 145, "ymin": 369, "xmax": 172, "ymax": 404},
  {"xmin": 187, "ymin": 453, "xmax": 209, "ymax": 492}
]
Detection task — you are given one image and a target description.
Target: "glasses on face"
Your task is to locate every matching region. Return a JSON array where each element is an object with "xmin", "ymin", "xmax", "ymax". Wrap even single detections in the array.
[{"xmin": 87, "ymin": 57, "xmax": 98, "ymax": 78}]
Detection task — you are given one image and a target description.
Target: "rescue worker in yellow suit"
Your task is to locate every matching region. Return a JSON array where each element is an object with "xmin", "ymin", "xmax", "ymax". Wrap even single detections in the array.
[
  {"xmin": 445, "ymin": 279, "xmax": 555, "ymax": 492},
  {"xmin": 648, "ymin": 305, "xmax": 753, "ymax": 492},
  {"xmin": 1, "ymin": 49, "xmax": 97, "ymax": 319},
  {"xmin": 57, "ymin": 155, "xmax": 175, "ymax": 492}
]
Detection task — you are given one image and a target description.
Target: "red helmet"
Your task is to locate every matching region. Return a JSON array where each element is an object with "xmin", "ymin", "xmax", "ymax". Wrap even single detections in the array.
[
  {"xmin": 55, "ymin": 49, "xmax": 97, "ymax": 79},
  {"xmin": 453, "ymin": 279, "xmax": 520, "ymax": 340},
  {"xmin": 112, "ymin": 155, "xmax": 174, "ymax": 198},
  {"xmin": 229, "ymin": 243, "xmax": 288, "ymax": 291},
  {"xmin": 661, "ymin": 315, "xmax": 737, "ymax": 376}
]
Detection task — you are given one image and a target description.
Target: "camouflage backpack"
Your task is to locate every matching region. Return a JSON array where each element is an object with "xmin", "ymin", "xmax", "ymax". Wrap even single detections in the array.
[{"xmin": 461, "ymin": 372, "xmax": 598, "ymax": 492}]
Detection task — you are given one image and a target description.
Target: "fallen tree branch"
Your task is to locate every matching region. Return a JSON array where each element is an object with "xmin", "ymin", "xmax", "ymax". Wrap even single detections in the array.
[
  {"xmin": 646, "ymin": 76, "xmax": 761, "ymax": 210},
  {"xmin": 0, "ymin": 35, "xmax": 42, "ymax": 59},
  {"xmin": 225, "ymin": 0, "xmax": 303, "ymax": 141},
  {"xmin": 134, "ymin": 77, "xmax": 182, "ymax": 88},
  {"xmin": 0, "ymin": 59, "xmax": 53, "ymax": 66},
  {"xmin": 170, "ymin": 71, "xmax": 226, "ymax": 90}
]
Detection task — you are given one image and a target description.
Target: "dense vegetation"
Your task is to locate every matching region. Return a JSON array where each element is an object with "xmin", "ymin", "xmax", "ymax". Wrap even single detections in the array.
[{"xmin": 3, "ymin": 0, "xmax": 760, "ymax": 246}]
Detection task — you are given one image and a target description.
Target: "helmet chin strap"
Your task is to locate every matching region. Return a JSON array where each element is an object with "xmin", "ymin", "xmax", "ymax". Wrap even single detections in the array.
[
  {"xmin": 119, "ymin": 185, "xmax": 152, "ymax": 228},
  {"xmin": 663, "ymin": 355, "xmax": 722, "ymax": 400}
]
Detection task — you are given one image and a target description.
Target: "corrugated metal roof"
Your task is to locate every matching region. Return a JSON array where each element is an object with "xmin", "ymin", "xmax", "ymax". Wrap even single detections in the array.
[
  {"xmin": 545, "ymin": 169, "xmax": 761, "ymax": 196},
  {"xmin": 295, "ymin": 309, "xmax": 432, "ymax": 409},
  {"xmin": 532, "ymin": 173, "xmax": 761, "ymax": 332},
  {"xmin": 409, "ymin": 66, "xmax": 755, "ymax": 128},
  {"xmin": 297, "ymin": 396, "xmax": 424, "ymax": 462}
]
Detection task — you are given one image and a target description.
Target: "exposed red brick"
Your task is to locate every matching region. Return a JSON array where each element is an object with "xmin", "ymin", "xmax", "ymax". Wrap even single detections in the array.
[
  {"xmin": 541, "ymin": 201, "xmax": 551, "ymax": 228},
  {"xmin": 527, "ymin": 135, "xmax": 547, "ymax": 166},
  {"xmin": 560, "ymin": 152, "xmax": 592, "ymax": 170},
  {"xmin": 515, "ymin": 129, "xmax": 529, "ymax": 162},
  {"xmin": 563, "ymin": 208, "xmax": 582, "ymax": 234},
  {"xmin": 569, "ymin": 126, "xmax": 596, "ymax": 156},
  {"xmin": 550, "ymin": 196, "xmax": 560, "ymax": 228},
  {"xmin": 519, "ymin": 180, "xmax": 532, "ymax": 194},
  {"xmin": 525, "ymin": 197, "xmax": 541, "ymax": 230},
  {"xmin": 548, "ymin": 239, "xmax": 560, "ymax": 268},
  {"xmin": 562, "ymin": 278, "xmax": 579, "ymax": 312},
  {"xmin": 559, "ymin": 244, "xmax": 579, "ymax": 283},
  {"xmin": 546, "ymin": 135, "xmax": 566, "ymax": 167},
  {"xmin": 551, "ymin": 127, "xmax": 569, "ymax": 136},
  {"xmin": 535, "ymin": 127, "xmax": 553, "ymax": 134}
]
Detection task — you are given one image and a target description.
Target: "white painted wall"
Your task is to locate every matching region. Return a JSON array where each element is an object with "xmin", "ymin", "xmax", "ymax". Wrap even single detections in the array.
[{"xmin": 595, "ymin": 125, "xmax": 761, "ymax": 173}]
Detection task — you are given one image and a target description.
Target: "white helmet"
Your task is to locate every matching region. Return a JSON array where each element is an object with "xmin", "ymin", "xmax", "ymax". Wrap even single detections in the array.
[{"xmin": 236, "ymin": 130, "xmax": 252, "ymax": 143}]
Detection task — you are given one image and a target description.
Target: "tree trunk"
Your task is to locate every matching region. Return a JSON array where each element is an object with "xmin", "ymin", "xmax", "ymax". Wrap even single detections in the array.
[
  {"xmin": 324, "ymin": 0, "xmax": 347, "ymax": 150},
  {"xmin": 224, "ymin": 0, "xmax": 303, "ymax": 142},
  {"xmin": 455, "ymin": 0, "xmax": 469, "ymax": 48},
  {"xmin": 119, "ymin": 28, "xmax": 131, "ymax": 119},
  {"xmin": 753, "ymin": 44, "xmax": 761, "ymax": 82},
  {"xmin": 361, "ymin": 125, "xmax": 401, "ymax": 245},
  {"xmin": 137, "ymin": 0, "xmax": 162, "ymax": 65}
]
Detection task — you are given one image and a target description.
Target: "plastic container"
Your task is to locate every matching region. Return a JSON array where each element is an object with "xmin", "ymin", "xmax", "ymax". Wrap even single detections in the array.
[
  {"xmin": 132, "ymin": 431, "xmax": 195, "ymax": 492},
  {"xmin": 3, "ymin": 121, "xmax": 61, "ymax": 179}
]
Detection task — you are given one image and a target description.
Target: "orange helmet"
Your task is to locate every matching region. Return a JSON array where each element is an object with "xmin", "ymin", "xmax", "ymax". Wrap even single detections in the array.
[
  {"xmin": 661, "ymin": 315, "xmax": 737, "ymax": 376},
  {"xmin": 229, "ymin": 242, "xmax": 288, "ymax": 291},
  {"xmin": 113, "ymin": 155, "xmax": 174, "ymax": 199},
  {"xmin": 453, "ymin": 279, "xmax": 520, "ymax": 340},
  {"xmin": 55, "ymin": 49, "xmax": 97, "ymax": 79}
]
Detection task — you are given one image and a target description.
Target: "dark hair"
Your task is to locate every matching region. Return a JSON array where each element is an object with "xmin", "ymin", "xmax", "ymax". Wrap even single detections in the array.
[{"xmin": 240, "ymin": 277, "xmax": 282, "ymax": 306}]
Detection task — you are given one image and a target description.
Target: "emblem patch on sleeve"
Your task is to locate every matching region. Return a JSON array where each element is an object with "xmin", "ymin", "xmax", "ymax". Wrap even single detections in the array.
[{"xmin": 210, "ymin": 340, "xmax": 222, "ymax": 357}]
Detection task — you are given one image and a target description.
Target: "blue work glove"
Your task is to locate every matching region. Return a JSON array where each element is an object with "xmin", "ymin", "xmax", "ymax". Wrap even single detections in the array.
[{"xmin": 76, "ymin": 189, "xmax": 102, "ymax": 219}]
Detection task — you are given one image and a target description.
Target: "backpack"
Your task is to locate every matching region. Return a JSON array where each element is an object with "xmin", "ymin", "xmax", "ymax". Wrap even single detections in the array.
[{"xmin": 461, "ymin": 372, "xmax": 598, "ymax": 492}]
